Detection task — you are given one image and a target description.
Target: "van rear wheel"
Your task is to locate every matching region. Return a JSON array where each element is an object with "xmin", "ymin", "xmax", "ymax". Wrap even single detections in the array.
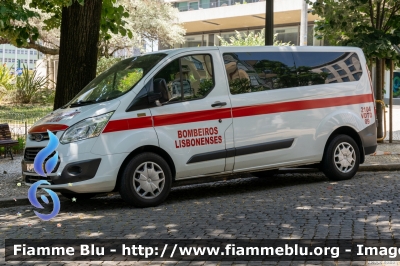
[
  {"xmin": 322, "ymin": 134, "xmax": 360, "ymax": 181},
  {"xmin": 119, "ymin": 152, "xmax": 172, "ymax": 208}
]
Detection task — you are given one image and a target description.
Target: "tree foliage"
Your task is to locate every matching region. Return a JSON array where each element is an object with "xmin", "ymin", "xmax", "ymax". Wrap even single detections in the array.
[
  {"xmin": 217, "ymin": 30, "xmax": 293, "ymax": 47},
  {"xmin": 0, "ymin": 0, "xmax": 185, "ymax": 56},
  {"xmin": 306, "ymin": 0, "xmax": 400, "ymax": 139},
  {"xmin": 98, "ymin": 0, "xmax": 185, "ymax": 57},
  {"xmin": 306, "ymin": 0, "xmax": 400, "ymax": 65}
]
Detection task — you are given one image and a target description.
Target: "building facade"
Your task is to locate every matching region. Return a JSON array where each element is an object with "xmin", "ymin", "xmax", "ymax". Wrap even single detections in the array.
[
  {"xmin": 163, "ymin": 0, "xmax": 321, "ymax": 49},
  {"xmin": 0, "ymin": 44, "xmax": 44, "ymax": 72}
]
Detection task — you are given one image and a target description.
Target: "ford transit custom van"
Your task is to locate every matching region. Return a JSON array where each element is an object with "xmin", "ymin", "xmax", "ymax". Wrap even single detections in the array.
[{"xmin": 23, "ymin": 46, "xmax": 377, "ymax": 207}]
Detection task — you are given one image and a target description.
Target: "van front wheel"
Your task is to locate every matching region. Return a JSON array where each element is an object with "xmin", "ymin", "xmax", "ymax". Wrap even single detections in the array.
[
  {"xmin": 322, "ymin": 134, "xmax": 360, "ymax": 181},
  {"xmin": 119, "ymin": 152, "xmax": 172, "ymax": 208}
]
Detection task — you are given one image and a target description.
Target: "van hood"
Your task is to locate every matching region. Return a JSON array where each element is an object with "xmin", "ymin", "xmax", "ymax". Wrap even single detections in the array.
[{"xmin": 29, "ymin": 100, "xmax": 121, "ymax": 133}]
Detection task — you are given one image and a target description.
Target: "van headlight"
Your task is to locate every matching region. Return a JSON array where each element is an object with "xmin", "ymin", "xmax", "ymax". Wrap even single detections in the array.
[{"xmin": 60, "ymin": 112, "xmax": 114, "ymax": 144}]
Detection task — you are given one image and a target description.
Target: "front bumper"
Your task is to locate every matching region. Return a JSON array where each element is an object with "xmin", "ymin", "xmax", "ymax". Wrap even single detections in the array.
[
  {"xmin": 22, "ymin": 158, "xmax": 101, "ymax": 185},
  {"xmin": 22, "ymin": 152, "xmax": 128, "ymax": 193}
]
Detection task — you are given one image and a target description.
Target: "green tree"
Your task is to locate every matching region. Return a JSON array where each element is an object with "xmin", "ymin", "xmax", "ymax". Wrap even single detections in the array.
[
  {"xmin": 0, "ymin": 0, "xmax": 184, "ymax": 109},
  {"xmin": 0, "ymin": 0, "xmax": 131, "ymax": 109},
  {"xmin": 306, "ymin": 0, "xmax": 400, "ymax": 139},
  {"xmin": 217, "ymin": 29, "xmax": 293, "ymax": 46}
]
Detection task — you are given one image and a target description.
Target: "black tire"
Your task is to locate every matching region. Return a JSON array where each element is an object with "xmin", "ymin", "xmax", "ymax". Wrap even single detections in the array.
[
  {"xmin": 119, "ymin": 152, "xmax": 172, "ymax": 208},
  {"xmin": 251, "ymin": 169, "xmax": 279, "ymax": 178},
  {"xmin": 322, "ymin": 134, "xmax": 360, "ymax": 181},
  {"xmin": 61, "ymin": 192, "xmax": 97, "ymax": 200}
]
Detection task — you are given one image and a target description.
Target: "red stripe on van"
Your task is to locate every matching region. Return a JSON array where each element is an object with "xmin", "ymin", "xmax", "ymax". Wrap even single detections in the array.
[
  {"xmin": 103, "ymin": 116, "xmax": 153, "ymax": 133},
  {"xmin": 102, "ymin": 94, "xmax": 372, "ymax": 133},
  {"xmin": 29, "ymin": 124, "xmax": 69, "ymax": 133},
  {"xmin": 153, "ymin": 108, "xmax": 232, "ymax": 126},
  {"xmin": 232, "ymin": 94, "xmax": 372, "ymax": 118}
]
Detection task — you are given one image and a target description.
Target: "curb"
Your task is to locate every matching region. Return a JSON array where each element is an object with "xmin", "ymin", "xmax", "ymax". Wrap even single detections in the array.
[
  {"xmin": 359, "ymin": 163, "xmax": 400, "ymax": 172},
  {"xmin": 279, "ymin": 163, "xmax": 400, "ymax": 173},
  {"xmin": 0, "ymin": 194, "xmax": 67, "ymax": 209},
  {"xmin": 370, "ymin": 151, "xmax": 400, "ymax": 156}
]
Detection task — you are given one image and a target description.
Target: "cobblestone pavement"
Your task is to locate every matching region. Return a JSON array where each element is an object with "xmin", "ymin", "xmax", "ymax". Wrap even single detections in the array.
[
  {"xmin": 1, "ymin": 141, "xmax": 400, "ymax": 200},
  {"xmin": 1, "ymin": 171, "xmax": 400, "ymax": 265}
]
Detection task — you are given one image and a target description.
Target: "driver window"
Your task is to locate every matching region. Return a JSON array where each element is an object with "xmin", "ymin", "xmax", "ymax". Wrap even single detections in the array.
[{"xmin": 153, "ymin": 54, "xmax": 215, "ymax": 103}]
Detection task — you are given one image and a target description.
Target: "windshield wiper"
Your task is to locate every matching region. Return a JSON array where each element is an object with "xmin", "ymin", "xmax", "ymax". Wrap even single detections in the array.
[{"xmin": 69, "ymin": 100, "xmax": 97, "ymax": 107}]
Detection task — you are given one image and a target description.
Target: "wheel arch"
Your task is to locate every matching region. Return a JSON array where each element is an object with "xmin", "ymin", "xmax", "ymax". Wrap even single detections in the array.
[
  {"xmin": 322, "ymin": 126, "xmax": 365, "ymax": 164},
  {"xmin": 113, "ymin": 145, "xmax": 176, "ymax": 191}
]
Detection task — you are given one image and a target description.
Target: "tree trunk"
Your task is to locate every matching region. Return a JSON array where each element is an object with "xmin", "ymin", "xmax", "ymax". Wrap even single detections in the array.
[
  {"xmin": 53, "ymin": 0, "xmax": 103, "ymax": 110},
  {"xmin": 375, "ymin": 58, "xmax": 383, "ymax": 140}
]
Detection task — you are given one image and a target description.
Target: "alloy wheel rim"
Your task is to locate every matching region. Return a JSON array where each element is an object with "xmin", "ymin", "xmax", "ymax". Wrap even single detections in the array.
[
  {"xmin": 133, "ymin": 162, "xmax": 165, "ymax": 199},
  {"xmin": 333, "ymin": 142, "xmax": 356, "ymax": 173}
]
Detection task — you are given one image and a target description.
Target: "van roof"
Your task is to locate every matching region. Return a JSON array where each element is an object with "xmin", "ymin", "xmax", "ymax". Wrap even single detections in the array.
[{"xmin": 153, "ymin": 46, "xmax": 364, "ymax": 57}]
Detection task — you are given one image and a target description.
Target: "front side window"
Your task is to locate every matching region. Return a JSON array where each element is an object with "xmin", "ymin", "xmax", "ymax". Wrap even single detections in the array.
[
  {"xmin": 66, "ymin": 53, "xmax": 167, "ymax": 107},
  {"xmin": 153, "ymin": 54, "xmax": 215, "ymax": 103}
]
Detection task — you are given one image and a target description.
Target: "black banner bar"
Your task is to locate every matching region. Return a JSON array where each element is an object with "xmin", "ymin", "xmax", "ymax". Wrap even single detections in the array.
[{"xmin": 5, "ymin": 239, "xmax": 400, "ymax": 261}]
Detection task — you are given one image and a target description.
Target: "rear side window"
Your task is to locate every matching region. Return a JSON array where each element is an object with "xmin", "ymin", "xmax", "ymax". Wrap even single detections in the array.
[
  {"xmin": 224, "ymin": 51, "xmax": 363, "ymax": 95},
  {"xmin": 224, "ymin": 52, "xmax": 296, "ymax": 94},
  {"xmin": 293, "ymin": 52, "xmax": 362, "ymax": 85}
]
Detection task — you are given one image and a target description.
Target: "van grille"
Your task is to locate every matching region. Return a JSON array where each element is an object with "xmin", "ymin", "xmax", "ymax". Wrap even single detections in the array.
[
  {"xmin": 24, "ymin": 148, "xmax": 56, "ymax": 161},
  {"xmin": 24, "ymin": 148, "xmax": 60, "ymax": 173}
]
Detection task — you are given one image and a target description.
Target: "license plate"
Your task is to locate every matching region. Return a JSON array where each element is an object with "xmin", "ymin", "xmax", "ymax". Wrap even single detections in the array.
[{"xmin": 26, "ymin": 163, "xmax": 35, "ymax": 172}]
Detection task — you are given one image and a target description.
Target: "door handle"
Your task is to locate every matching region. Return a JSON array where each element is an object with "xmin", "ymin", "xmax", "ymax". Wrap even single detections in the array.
[{"xmin": 211, "ymin": 101, "xmax": 227, "ymax": 107}]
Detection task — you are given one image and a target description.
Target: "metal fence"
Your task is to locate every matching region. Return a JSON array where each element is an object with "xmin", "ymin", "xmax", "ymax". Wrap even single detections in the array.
[
  {"xmin": 0, "ymin": 107, "xmax": 51, "ymax": 139},
  {"xmin": 1, "ymin": 119, "xmax": 31, "ymax": 139},
  {"xmin": 0, "ymin": 109, "xmax": 50, "ymax": 155}
]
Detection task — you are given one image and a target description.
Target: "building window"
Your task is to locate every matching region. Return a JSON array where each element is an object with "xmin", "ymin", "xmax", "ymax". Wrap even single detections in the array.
[
  {"xmin": 182, "ymin": 35, "xmax": 204, "ymax": 48},
  {"xmin": 30, "ymin": 51, "xmax": 34, "ymax": 55},
  {"xmin": 274, "ymin": 26, "xmax": 299, "ymax": 45}
]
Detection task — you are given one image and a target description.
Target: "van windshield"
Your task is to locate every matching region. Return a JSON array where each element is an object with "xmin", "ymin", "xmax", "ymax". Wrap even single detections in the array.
[{"xmin": 66, "ymin": 53, "xmax": 167, "ymax": 107}]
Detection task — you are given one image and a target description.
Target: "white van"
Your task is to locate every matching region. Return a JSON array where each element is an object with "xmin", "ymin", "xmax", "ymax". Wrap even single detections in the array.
[{"xmin": 23, "ymin": 46, "xmax": 377, "ymax": 207}]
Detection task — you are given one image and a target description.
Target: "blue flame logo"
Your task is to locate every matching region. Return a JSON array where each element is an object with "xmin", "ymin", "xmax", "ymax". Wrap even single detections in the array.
[
  {"xmin": 34, "ymin": 130, "xmax": 59, "ymax": 176},
  {"xmin": 28, "ymin": 130, "xmax": 61, "ymax": 221},
  {"xmin": 28, "ymin": 180, "xmax": 60, "ymax": 221}
]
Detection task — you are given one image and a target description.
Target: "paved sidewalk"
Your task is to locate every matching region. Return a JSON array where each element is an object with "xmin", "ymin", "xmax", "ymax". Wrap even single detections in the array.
[{"xmin": 361, "ymin": 142, "xmax": 400, "ymax": 170}]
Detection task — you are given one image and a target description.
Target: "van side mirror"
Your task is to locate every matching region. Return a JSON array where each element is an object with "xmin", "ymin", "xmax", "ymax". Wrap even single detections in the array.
[{"xmin": 148, "ymin": 92, "xmax": 161, "ymax": 103}]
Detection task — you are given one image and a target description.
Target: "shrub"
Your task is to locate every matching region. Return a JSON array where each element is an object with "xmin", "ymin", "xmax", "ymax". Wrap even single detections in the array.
[
  {"xmin": 217, "ymin": 30, "xmax": 293, "ymax": 46},
  {"xmin": 0, "ymin": 64, "xmax": 15, "ymax": 101},
  {"xmin": 14, "ymin": 65, "xmax": 48, "ymax": 104},
  {"xmin": 12, "ymin": 136, "xmax": 25, "ymax": 154},
  {"xmin": 32, "ymin": 87, "xmax": 56, "ymax": 104}
]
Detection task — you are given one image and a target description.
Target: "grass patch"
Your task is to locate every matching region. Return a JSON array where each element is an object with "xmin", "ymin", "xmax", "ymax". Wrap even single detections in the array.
[{"xmin": 0, "ymin": 104, "xmax": 52, "ymax": 122}]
